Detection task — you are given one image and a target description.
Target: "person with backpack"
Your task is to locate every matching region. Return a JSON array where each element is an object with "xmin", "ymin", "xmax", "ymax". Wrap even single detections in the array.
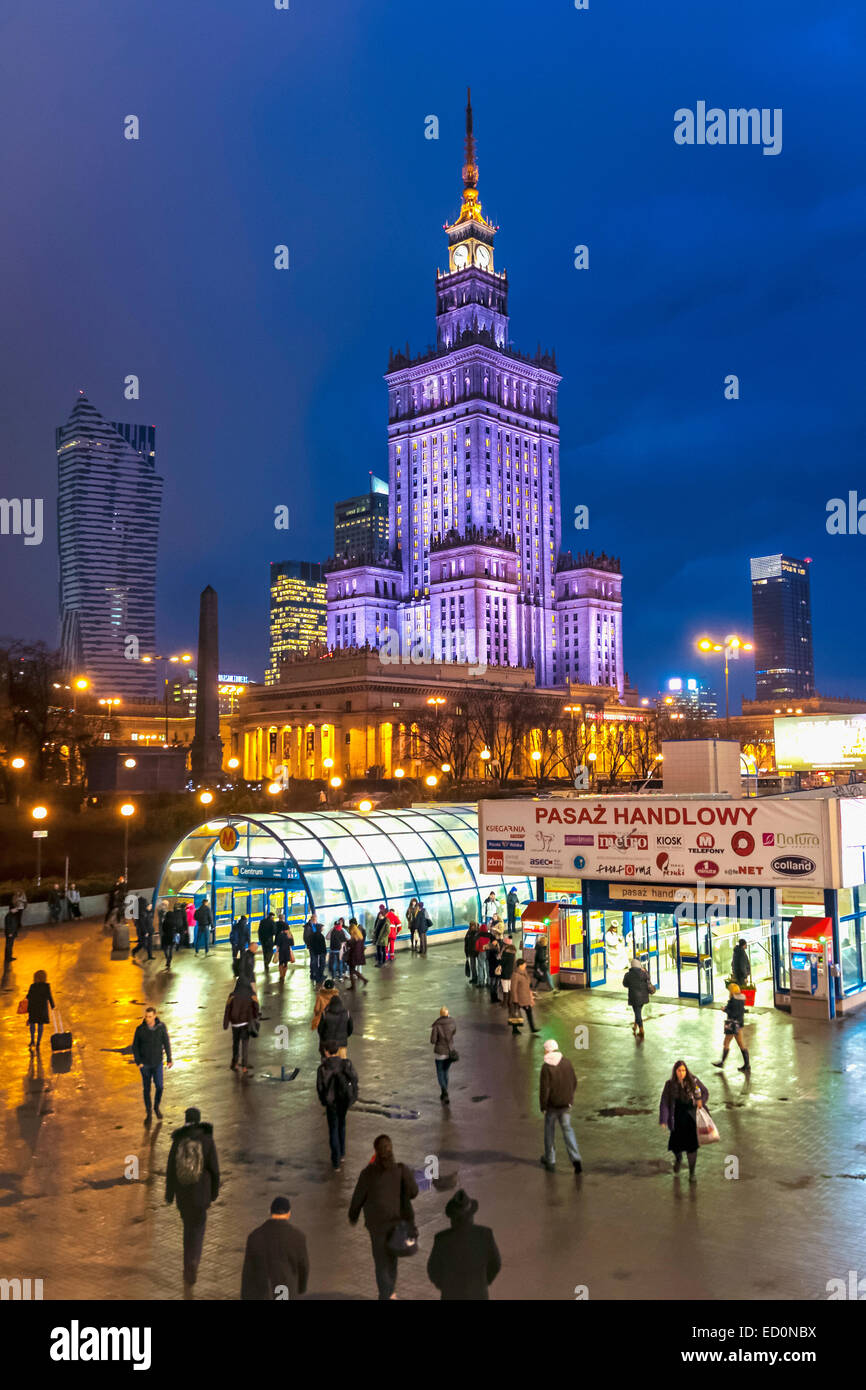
[
  {"xmin": 194, "ymin": 899, "xmax": 213, "ymax": 956},
  {"xmin": 427, "ymin": 1189, "xmax": 502, "ymax": 1301},
  {"xmin": 223, "ymin": 986, "xmax": 259, "ymax": 1073},
  {"xmin": 241, "ymin": 1196, "xmax": 310, "ymax": 1300},
  {"xmin": 328, "ymin": 919, "xmax": 347, "ymax": 979},
  {"xmin": 348, "ymin": 1134, "xmax": 419, "ymax": 1300},
  {"xmin": 539, "ymin": 1037, "xmax": 582, "ymax": 1173},
  {"xmin": 415, "ymin": 900, "xmax": 432, "ymax": 956},
  {"xmin": 317, "ymin": 985, "xmax": 354, "ymax": 1058},
  {"xmin": 430, "ymin": 1006, "xmax": 457, "ymax": 1104},
  {"xmin": 132, "ymin": 1005, "xmax": 173, "ymax": 1121},
  {"xmin": 316, "ymin": 1042, "xmax": 359, "ymax": 1170},
  {"xmin": 258, "ymin": 911, "xmax": 276, "ymax": 971},
  {"xmin": 165, "ymin": 1105, "xmax": 220, "ymax": 1286}
]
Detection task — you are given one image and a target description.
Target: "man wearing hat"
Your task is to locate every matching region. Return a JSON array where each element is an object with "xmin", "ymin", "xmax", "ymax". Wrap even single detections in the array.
[
  {"xmin": 165, "ymin": 1106, "xmax": 221, "ymax": 1286},
  {"xmin": 539, "ymin": 1038, "xmax": 582, "ymax": 1173},
  {"xmin": 241, "ymin": 1196, "xmax": 310, "ymax": 1300},
  {"xmin": 426, "ymin": 1189, "xmax": 502, "ymax": 1300}
]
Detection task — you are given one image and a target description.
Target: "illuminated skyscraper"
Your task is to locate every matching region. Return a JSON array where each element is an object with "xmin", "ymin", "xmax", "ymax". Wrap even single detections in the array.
[
  {"xmin": 334, "ymin": 474, "xmax": 389, "ymax": 562},
  {"xmin": 750, "ymin": 553, "xmax": 815, "ymax": 700},
  {"xmin": 57, "ymin": 392, "xmax": 162, "ymax": 698},
  {"xmin": 326, "ymin": 93, "xmax": 623, "ymax": 691},
  {"xmin": 267, "ymin": 561, "xmax": 327, "ymax": 685}
]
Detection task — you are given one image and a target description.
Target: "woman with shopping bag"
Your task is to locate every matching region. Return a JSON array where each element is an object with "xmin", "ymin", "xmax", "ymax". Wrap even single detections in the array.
[
  {"xmin": 712, "ymin": 982, "xmax": 751, "ymax": 1073},
  {"xmin": 658, "ymin": 1060, "xmax": 711, "ymax": 1182}
]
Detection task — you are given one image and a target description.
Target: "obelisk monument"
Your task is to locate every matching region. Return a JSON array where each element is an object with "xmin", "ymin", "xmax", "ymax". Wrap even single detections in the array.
[{"xmin": 190, "ymin": 585, "xmax": 224, "ymax": 784}]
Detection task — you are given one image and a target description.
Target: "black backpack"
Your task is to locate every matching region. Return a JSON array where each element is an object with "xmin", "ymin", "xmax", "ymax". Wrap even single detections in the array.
[{"xmin": 325, "ymin": 1063, "xmax": 356, "ymax": 1108}]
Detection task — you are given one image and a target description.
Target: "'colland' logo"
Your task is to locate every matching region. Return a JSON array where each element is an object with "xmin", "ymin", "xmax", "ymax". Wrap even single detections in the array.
[{"xmin": 771, "ymin": 855, "xmax": 817, "ymax": 877}]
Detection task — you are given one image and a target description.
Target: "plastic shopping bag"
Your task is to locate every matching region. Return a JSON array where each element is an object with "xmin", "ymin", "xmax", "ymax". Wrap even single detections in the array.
[{"xmin": 696, "ymin": 1106, "xmax": 720, "ymax": 1146}]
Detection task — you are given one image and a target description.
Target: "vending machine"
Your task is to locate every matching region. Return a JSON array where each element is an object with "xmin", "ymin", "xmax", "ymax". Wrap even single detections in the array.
[
  {"xmin": 787, "ymin": 917, "xmax": 835, "ymax": 1021},
  {"xmin": 519, "ymin": 902, "xmax": 561, "ymax": 978}
]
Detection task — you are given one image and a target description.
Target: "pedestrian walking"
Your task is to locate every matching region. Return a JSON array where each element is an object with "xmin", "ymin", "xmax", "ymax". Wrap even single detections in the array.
[
  {"xmin": 731, "ymin": 938, "xmax": 751, "ymax": 989},
  {"xmin": 348, "ymin": 1134, "xmax": 419, "ymax": 1301},
  {"xmin": 506, "ymin": 886, "xmax": 520, "ymax": 933},
  {"xmin": 48, "ymin": 884, "xmax": 62, "ymax": 924},
  {"xmin": 406, "ymin": 897, "xmax": 420, "ymax": 952},
  {"xmin": 539, "ymin": 1037, "xmax": 582, "ymax": 1173},
  {"xmin": 66, "ymin": 883, "xmax": 81, "ymax": 919},
  {"xmin": 415, "ymin": 900, "xmax": 431, "ymax": 956},
  {"xmin": 276, "ymin": 922, "xmax": 295, "ymax": 980},
  {"xmin": 311, "ymin": 977, "xmax": 339, "ymax": 1036},
  {"xmin": 533, "ymin": 933, "xmax": 557, "ymax": 993},
  {"xmin": 508, "ymin": 959, "xmax": 540, "ymax": 1035},
  {"xmin": 194, "ymin": 900, "xmax": 213, "ymax": 955},
  {"xmin": 475, "ymin": 922, "xmax": 492, "ymax": 988},
  {"xmin": 184, "ymin": 900, "xmax": 196, "ymax": 947},
  {"xmin": 258, "ymin": 910, "xmax": 276, "ymax": 970},
  {"xmin": 427, "ymin": 1189, "xmax": 501, "ymax": 1301},
  {"xmin": 239, "ymin": 943, "xmax": 257, "ymax": 988},
  {"xmin": 712, "ymin": 983, "xmax": 751, "ymax": 1072},
  {"xmin": 316, "ymin": 1042, "xmax": 359, "ymax": 1170},
  {"xmin": 5, "ymin": 889, "xmax": 26, "ymax": 964},
  {"xmin": 499, "ymin": 936, "xmax": 516, "ymax": 1009},
  {"xmin": 104, "ymin": 877, "xmax": 124, "ymax": 928},
  {"xmin": 303, "ymin": 911, "xmax": 319, "ymax": 980},
  {"xmin": 137, "ymin": 901, "xmax": 154, "ymax": 960},
  {"xmin": 241, "ymin": 1196, "xmax": 310, "ymax": 1300},
  {"xmin": 317, "ymin": 983, "xmax": 353, "ymax": 1058},
  {"xmin": 25, "ymin": 970, "xmax": 55, "ymax": 1048},
  {"xmin": 430, "ymin": 1005, "xmax": 457, "ymax": 1103},
  {"xmin": 464, "ymin": 921, "xmax": 479, "ymax": 984},
  {"xmin": 373, "ymin": 905, "xmax": 390, "ymax": 967},
  {"xmin": 327, "ymin": 919, "xmax": 347, "ymax": 979},
  {"xmin": 223, "ymin": 986, "xmax": 259, "ymax": 1072},
  {"xmin": 165, "ymin": 1106, "xmax": 220, "ymax": 1286},
  {"xmin": 346, "ymin": 924, "xmax": 368, "ymax": 989},
  {"xmin": 482, "ymin": 891, "xmax": 498, "ymax": 926},
  {"xmin": 132, "ymin": 1005, "xmax": 173, "ymax": 1121},
  {"xmin": 309, "ymin": 922, "xmax": 327, "ymax": 985},
  {"xmin": 659, "ymin": 1060, "xmax": 709, "ymax": 1182},
  {"xmin": 487, "ymin": 930, "xmax": 502, "ymax": 1003},
  {"xmin": 622, "ymin": 956, "xmax": 653, "ymax": 1038},
  {"xmin": 160, "ymin": 907, "xmax": 176, "ymax": 969},
  {"xmin": 387, "ymin": 910, "xmax": 399, "ymax": 962}
]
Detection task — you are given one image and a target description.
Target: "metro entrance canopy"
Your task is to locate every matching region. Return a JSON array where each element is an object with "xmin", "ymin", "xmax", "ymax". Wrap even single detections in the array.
[{"xmin": 155, "ymin": 804, "xmax": 532, "ymax": 943}]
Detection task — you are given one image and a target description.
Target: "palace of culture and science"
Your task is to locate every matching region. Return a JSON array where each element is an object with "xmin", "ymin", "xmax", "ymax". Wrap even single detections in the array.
[{"xmin": 326, "ymin": 93, "xmax": 624, "ymax": 696}]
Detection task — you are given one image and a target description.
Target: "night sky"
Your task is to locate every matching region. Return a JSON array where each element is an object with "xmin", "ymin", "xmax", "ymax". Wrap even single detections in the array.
[{"xmin": 1, "ymin": 0, "xmax": 864, "ymax": 710}]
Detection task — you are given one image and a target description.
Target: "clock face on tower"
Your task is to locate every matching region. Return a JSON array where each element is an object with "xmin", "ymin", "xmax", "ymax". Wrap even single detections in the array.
[
  {"xmin": 475, "ymin": 244, "xmax": 490, "ymax": 269},
  {"xmin": 452, "ymin": 244, "xmax": 469, "ymax": 270}
]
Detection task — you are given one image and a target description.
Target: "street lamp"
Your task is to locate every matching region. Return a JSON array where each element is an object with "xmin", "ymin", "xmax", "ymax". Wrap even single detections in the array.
[
  {"xmin": 227, "ymin": 757, "xmax": 240, "ymax": 769},
  {"xmin": 72, "ymin": 676, "xmax": 89, "ymax": 714},
  {"xmin": 267, "ymin": 782, "xmax": 281, "ymax": 795},
  {"xmin": 329, "ymin": 776, "xmax": 342, "ymax": 788},
  {"xmin": 124, "ymin": 757, "xmax": 136, "ymax": 769},
  {"xmin": 358, "ymin": 798, "xmax": 373, "ymax": 813},
  {"xmin": 199, "ymin": 790, "xmax": 214, "ymax": 806},
  {"xmin": 480, "ymin": 748, "xmax": 491, "ymax": 777},
  {"xmin": 697, "ymin": 634, "xmax": 754, "ymax": 737},
  {"xmin": 142, "ymin": 651, "xmax": 193, "ymax": 743},
  {"xmin": 427, "ymin": 697, "xmax": 446, "ymax": 708},
  {"xmin": 119, "ymin": 802, "xmax": 135, "ymax": 880},
  {"xmin": 441, "ymin": 763, "xmax": 451, "ymax": 773},
  {"xmin": 394, "ymin": 767, "xmax": 405, "ymax": 779},
  {"xmin": 32, "ymin": 805, "xmax": 48, "ymax": 886},
  {"xmin": 425, "ymin": 774, "xmax": 438, "ymax": 788}
]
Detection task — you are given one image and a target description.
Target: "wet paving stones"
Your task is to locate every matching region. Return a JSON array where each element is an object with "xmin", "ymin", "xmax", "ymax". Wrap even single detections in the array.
[{"xmin": 2, "ymin": 918, "xmax": 866, "ymax": 1299}]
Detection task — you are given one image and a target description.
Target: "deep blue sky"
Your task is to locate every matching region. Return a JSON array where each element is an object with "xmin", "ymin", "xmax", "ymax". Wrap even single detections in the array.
[{"xmin": 1, "ymin": 0, "xmax": 864, "ymax": 708}]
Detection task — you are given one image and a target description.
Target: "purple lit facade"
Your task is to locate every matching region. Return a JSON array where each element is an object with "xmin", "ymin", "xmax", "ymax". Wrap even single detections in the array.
[{"xmin": 327, "ymin": 95, "xmax": 623, "ymax": 693}]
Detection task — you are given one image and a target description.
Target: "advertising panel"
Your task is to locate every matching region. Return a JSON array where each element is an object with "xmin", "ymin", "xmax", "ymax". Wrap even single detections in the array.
[
  {"xmin": 838, "ymin": 798, "xmax": 866, "ymax": 887},
  {"xmin": 479, "ymin": 797, "xmax": 831, "ymax": 890},
  {"xmin": 774, "ymin": 714, "xmax": 866, "ymax": 772}
]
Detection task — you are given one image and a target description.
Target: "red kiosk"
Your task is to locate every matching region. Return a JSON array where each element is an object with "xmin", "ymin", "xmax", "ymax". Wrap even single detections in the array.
[{"xmin": 788, "ymin": 917, "xmax": 835, "ymax": 1021}]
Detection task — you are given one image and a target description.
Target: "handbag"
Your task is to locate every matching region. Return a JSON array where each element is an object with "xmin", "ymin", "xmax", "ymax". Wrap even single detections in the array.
[
  {"xmin": 17, "ymin": 998, "xmax": 28, "ymax": 1014},
  {"xmin": 464, "ymin": 960, "xmax": 470, "ymax": 978},
  {"xmin": 696, "ymin": 1106, "xmax": 720, "ymax": 1146},
  {"xmin": 386, "ymin": 1220, "xmax": 418, "ymax": 1257},
  {"xmin": 448, "ymin": 1048, "xmax": 459, "ymax": 1063}
]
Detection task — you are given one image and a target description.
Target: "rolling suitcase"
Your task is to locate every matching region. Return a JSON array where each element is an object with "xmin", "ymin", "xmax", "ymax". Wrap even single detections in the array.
[{"xmin": 50, "ymin": 1009, "xmax": 72, "ymax": 1052}]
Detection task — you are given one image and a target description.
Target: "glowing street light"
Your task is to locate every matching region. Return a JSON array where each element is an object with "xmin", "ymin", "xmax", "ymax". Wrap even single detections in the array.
[
  {"xmin": 425, "ymin": 774, "xmax": 438, "ymax": 788},
  {"xmin": 441, "ymin": 763, "xmax": 451, "ymax": 773},
  {"xmin": 227, "ymin": 757, "xmax": 240, "ymax": 769},
  {"xmin": 358, "ymin": 799, "xmax": 373, "ymax": 813},
  {"xmin": 11, "ymin": 756, "xmax": 25, "ymax": 770},
  {"xmin": 696, "ymin": 633, "xmax": 754, "ymax": 735},
  {"xmin": 267, "ymin": 782, "xmax": 281, "ymax": 795},
  {"xmin": 119, "ymin": 802, "xmax": 136, "ymax": 880},
  {"xmin": 530, "ymin": 750, "xmax": 542, "ymax": 762},
  {"xmin": 199, "ymin": 790, "xmax": 214, "ymax": 806},
  {"xmin": 124, "ymin": 758, "xmax": 137, "ymax": 769},
  {"xmin": 329, "ymin": 776, "xmax": 342, "ymax": 789},
  {"xmin": 427, "ymin": 696, "xmax": 446, "ymax": 708},
  {"xmin": 323, "ymin": 757, "xmax": 334, "ymax": 770},
  {"xmin": 394, "ymin": 768, "xmax": 405, "ymax": 779},
  {"xmin": 31, "ymin": 805, "xmax": 48, "ymax": 886}
]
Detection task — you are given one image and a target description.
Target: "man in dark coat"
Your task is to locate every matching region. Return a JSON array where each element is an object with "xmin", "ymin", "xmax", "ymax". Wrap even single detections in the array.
[
  {"xmin": 241, "ymin": 1196, "xmax": 310, "ymax": 1300},
  {"xmin": 303, "ymin": 911, "xmax": 319, "ymax": 980},
  {"xmin": 506, "ymin": 886, "xmax": 520, "ymax": 932},
  {"xmin": 194, "ymin": 900, "xmax": 213, "ymax": 955},
  {"xmin": 258, "ymin": 912, "xmax": 276, "ymax": 970},
  {"xmin": 132, "ymin": 1006, "xmax": 173, "ymax": 1121},
  {"xmin": 309, "ymin": 923, "xmax": 327, "ymax": 985},
  {"xmin": 415, "ymin": 900, "xmax": 431, "ymax": 956},
  {"xmin": 426, "ymin": 1189, "xmax": 501, "ymax": 1300},
  {"xmin": 731, "ymin": 938, "xmax": 751, "ymax": 988},
  {"xmin": 348, "ymin": 1134, "xmax": 418, "ymax": 1300},
  {"xmin": 539, "ymin": 1038, "xmax": 582, "ymax": 1173},
  {"xmin": 316, "ymin": 1042, "xmax": 359, "ymax": 1170},
  {"xmin": 622, "ymin": 957, "xmax": 652, "ymax": 1036},
  {"xmin": 165, "ymin": 1106, "xmax": 220, "ymax": 1286},
  {"xmin": 464, "ymin": 923, "xmax": 479, "ymax": 984},
  {"xmin": 317, "ymin": 992, "xmax": 354, "ymax": 1057}
]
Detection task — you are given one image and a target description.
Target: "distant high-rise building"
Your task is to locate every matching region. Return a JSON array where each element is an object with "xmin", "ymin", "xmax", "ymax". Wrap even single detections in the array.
[
  {"xmin": 750, "ymin": 553, "xmax": 815, "ymax": 700},
  {"xmin": 659, "ymin": 676, "xmax": 718, "ymax": 718},
  {"xmin": 57, "ymin": 392, "xmax": 163, "ymax": 698},
  {"xmin": 266, "ymin": 561, "xmax": 327, "ymax": 684},
  {"xmin": 334, "ymin": 474, "xmax": 389, "ymax": 562}
]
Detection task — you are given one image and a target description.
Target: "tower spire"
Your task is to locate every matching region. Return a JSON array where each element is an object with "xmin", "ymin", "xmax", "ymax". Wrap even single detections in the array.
[{"xmin": 463, "ymin": 86, "xmax": 478, "ymax": 191}]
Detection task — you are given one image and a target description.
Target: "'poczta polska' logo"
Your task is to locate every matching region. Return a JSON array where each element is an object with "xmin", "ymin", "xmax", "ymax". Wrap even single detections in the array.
[{"xmin": 771, "ymin": 854, "xmax": 817, "ymax": 876}]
